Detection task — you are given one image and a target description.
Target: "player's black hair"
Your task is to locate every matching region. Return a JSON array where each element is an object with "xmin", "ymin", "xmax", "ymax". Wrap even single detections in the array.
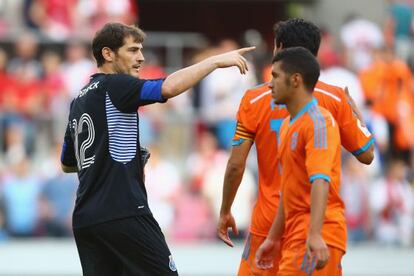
[
  {"xmin": 272, "ymin": 47, "xmax": 320, "ymax": 91},
  {"xmin": 273, "ymin": 18, "xmax": 321, "ymax": 56},
  {"xmin": 92, "ymin": 23, "xmax": 146, "ymax": 67}
]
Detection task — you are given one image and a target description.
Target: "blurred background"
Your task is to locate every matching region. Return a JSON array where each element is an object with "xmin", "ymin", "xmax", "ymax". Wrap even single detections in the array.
[{"xmin": 0, "ymin": 0, "xmax": 414, "ymax": 275}]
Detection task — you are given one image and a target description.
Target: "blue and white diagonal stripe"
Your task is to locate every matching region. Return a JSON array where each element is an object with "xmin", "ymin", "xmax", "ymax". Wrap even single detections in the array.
[{"xmin": 106, "ymin": 93, "xmax": 137, "ymax": 163}]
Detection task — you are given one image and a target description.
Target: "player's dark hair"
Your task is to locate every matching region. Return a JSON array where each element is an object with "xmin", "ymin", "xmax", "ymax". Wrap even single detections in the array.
[
  {"xmin": 92, "ymin": 23, "xmax": 146, "ymax": 67},
  {"xmin": 273, "ymin": 18, "xmax": 321, "ymax": 56},
  {"xmin": 272, "ymin": 47, "xmax": 320, "ymax": 91}
]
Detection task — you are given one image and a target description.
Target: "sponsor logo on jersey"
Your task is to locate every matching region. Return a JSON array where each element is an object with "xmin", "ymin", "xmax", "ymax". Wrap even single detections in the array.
[{"xmin": 79, "ymin": 81, "xmax": 100, "ymax": 98}]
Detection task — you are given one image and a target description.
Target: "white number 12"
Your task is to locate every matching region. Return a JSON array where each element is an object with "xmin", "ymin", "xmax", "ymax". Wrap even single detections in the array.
[{"xmin": 72, "ymin": 113, "xmax": 96, "ymax": 170}]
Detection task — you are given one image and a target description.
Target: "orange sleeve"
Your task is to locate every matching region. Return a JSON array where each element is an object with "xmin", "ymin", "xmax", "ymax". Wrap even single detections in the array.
[
  {"xmin": 337, "ymin": 90, "xmax": 375, "ymax": 156},
  {"xmin": 305, "ymin": 110, "xmax": 340, "ymax": 183},
  {"xmin": 232, "ymin": 93, "xmax": 257, "ymax": 145}
]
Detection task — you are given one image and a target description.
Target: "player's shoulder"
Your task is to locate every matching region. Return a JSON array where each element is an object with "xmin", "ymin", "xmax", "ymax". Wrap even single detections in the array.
[
  {"xmin": 306, "ymin": 104, "xmax": 336, "ymax": 128},
  {"xmin": 237, "ymin": 83, "xmax": 274, "ymax": 115},
  {"xmin": 314, "ymin": 80, "xmax": 346, "ymax": 103},
  {"xmin": 315, "ymin": 105, "xmax": 334, "ymax": 118},
  {"xmin": 242, "ymin": 82, "xmax": 272, "ymax": 103},
  {"xmin": 104, "ymin": 73, "xmax": 146, "ymax": 87},
  {"xmin": 105, "ymin": 73, "xmax": 132, "ymax": 80}
]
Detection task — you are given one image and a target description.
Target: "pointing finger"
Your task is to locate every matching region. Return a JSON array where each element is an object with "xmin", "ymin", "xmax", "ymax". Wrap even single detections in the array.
[{"xmin": 238, "ymin": 46, "xmax": 256, "ymax": 54}]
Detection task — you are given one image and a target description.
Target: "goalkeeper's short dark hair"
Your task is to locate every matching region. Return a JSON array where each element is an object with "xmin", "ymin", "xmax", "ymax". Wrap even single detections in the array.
[{"xmin": 92, "ymin": 23, "xmax": 146, "ymax": 67}]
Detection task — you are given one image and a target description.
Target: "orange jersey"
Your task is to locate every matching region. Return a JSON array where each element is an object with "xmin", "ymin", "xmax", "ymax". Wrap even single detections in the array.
[
  {"xmin": 234, "ymin": 83, "xmax": 289, "ymax": 237},
  {"xmin": 278, "ymin": 244, "xmax": 344, "ymax": 276},
  {"xmin": 278, "ymin": 99, "xmax": 346, "ymax": 252},
  {"xmin": 359, "ymin": 59, "xmax": 412, "ymax": 124},
  {"xmin": 238, "ymin": 233, "xmax": 281, "ymax": 276},
  {"xmin": 233, "ymin": 81, "xmax": 374, "ymax": 238},
  {"xmin": 314, "ymin": 81, "xmax": 374, "ymax": 155}
]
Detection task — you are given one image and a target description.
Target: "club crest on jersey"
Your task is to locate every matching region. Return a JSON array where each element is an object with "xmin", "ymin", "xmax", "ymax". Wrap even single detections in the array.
[
  {"xmin": 169, "ymin": 255, "xmax": 177, "ymax": 272},
  {"xmin": 291, "ymin": 132, "xmax": 298, "ymax": 150}
]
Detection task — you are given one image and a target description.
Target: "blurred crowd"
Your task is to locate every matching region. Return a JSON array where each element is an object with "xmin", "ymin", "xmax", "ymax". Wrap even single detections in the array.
[
  {"xmin": 0, "ymin": 0, "xmax": 138, "ymax": 41},
  {"xmin": 0, "ymin": 0, "xmax": 414, "ymax": 249}
]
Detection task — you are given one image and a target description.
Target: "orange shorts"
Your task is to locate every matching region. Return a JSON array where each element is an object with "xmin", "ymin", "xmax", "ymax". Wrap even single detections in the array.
[
  {"xmin": 277, "ymin": 242, "xmax": 344, "ymax": 276},
  {"xmin": 238, "ymin": 233, "xmax": 282, "ymax": 276}
]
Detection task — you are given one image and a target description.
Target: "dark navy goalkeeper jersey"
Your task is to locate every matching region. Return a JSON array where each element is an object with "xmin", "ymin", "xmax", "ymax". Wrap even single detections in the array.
[{"xmin": 61, "ymin": 73, "xmax": 166, "ymax": 229}]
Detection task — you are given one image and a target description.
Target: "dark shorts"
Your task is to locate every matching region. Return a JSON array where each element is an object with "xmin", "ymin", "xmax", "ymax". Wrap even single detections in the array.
[{"xmin": 73, "ymin": 215, "xmax": 179, "ymax": 276}]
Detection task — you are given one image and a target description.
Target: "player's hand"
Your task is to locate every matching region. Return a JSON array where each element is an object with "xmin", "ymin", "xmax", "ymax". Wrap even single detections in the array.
[
  {"xmin": 306, "ymin": 233, "xmax": 330, "ymax": 270},
  {"xmin": 255, "ymin": 238, "xmax": 280, "ymax": 270},
  {"xmin": 217, "ymin": 212, "xmax": 238, "ymax": 247},
  {"xmin": 210, "ymin": 46, "xmax": 256, "ymax": 74}
]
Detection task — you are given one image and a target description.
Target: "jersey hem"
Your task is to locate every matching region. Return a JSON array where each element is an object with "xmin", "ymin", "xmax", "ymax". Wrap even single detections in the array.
[
  {"xmin": 284, "ymin": 238, "xmax": 346, "ymax": 253},
  {"xmin": 72, "ymin": 211, "xmax": 152, "ymax": 229}
]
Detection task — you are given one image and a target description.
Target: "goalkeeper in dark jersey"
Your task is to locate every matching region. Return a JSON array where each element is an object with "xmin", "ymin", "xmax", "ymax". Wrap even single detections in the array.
[{"xmin": 60, "ymin": 22, "xmax": 254, "ymax": 276}]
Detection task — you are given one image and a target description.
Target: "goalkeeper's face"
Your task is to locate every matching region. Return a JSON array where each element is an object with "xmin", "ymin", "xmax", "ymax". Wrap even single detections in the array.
[{"xmin": 112, "ymin": 36, "xmax": 145, "ymax": 78}]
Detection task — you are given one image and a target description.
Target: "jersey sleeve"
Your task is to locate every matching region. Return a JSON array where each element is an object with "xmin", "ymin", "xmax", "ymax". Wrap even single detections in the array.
[
  {"xmin": 232, "ymin": 93, "xmax": 257, "ymax": 145},
  {"xmin": 336, "ymin": 91, "xmax": 374, "ymax": 156},
  {"xmin": 305, "ymin": 112, "xmax": 340, "ymax": 183},
  {"xmin": 106, "ymin": 74, "xmax": 166, "ymax": 112},
  {"xmin": 61, "ymin": 123, "xmax": 77, "ymax": 168}
]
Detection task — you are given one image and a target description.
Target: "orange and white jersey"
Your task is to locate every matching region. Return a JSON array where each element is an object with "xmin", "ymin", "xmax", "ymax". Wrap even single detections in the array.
[
  {"xmin": 278, "ymin": 99, "xmax": 346, "ymax": 252},
  {"xmin": 233, "ymin": 81, "xmax": 373, "ymax": 238},
  {"xmin": 233, "ymin": 83, "xmax": 288, "ymax": 237}
]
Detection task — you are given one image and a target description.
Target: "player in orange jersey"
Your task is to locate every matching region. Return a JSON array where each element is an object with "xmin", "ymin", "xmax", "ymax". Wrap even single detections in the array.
[
  {"xmin": 255, "ymin": 46, "xmax": 345, "ymax": 276},
  {"xmin": 217, "ymin": 18, "xmax": 374, "ymax": 276}
]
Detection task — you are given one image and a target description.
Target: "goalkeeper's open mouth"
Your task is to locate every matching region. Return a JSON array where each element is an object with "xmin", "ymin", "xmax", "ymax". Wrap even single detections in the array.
[{"xmin": 132, "ymin": 64, "xmax": 141, "ymax": 73}]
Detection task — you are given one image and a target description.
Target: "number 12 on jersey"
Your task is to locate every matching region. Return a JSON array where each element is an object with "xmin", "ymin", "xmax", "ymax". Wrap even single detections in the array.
[{"xmin": 72, "ymin": 113, "xmax": 96, "ymax": 170}]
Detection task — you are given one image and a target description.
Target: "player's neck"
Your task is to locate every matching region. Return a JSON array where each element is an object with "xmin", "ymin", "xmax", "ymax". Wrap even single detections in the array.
[
  {"xmin": 287, "ymin": 94, "xmax": 313, "ymax": 119},
  {"xmin": 98, "ymin": 64, "xmax": 116, "ymax": 74}
]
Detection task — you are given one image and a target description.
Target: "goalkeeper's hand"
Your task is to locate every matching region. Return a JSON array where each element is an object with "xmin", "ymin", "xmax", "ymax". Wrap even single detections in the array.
[{"xmin": 140, "ymin": 147, "xmax": 151, "ymax": 168}]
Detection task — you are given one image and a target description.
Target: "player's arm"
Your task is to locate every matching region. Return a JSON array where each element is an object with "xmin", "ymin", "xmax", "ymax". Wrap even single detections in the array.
[
  {"xmin": 308, "ymin": 178, "xmax": 330, "ymax": 270},
  {"xmin": 255, "ymin": 195, "xmax": 285, "ymax": 269},
  {"xmin": 348, "ymin": 119, "xmax": 375, "ymax": 165},
  {"xmin": 266, "ymin": 195, "xmax": 285, "ymax": 242},
  {"xmin": 161, "ymin": 47, "xmax": 255, "ymax": 99},
  {"xmin": 344, "ymin": 86, "xmax": 365, "ymax": 125},
  {"xmin": 354, "ymin": 143, "xmax": 374, "ymax": 165},
  {"xmin": 61, "ymin": 164, "xmax": 78, "ymax": 173},
  {"xmin": 344, "ymin": 87, "xmax": 374, "ymax": 165},
  {"xmin": 218, "ymin": 138, "xmax": 253, "ymax": 247},
  {"xmin": 305, "ymin": 111, "xmax": 340, "ymax": 270},
  {"xmin": 61, "ymin": 123, "xmax": 78, "ymax": 173},
  {"xmin": 339, "ymin": 87, "xmax": 374, "ymax": 165}
]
